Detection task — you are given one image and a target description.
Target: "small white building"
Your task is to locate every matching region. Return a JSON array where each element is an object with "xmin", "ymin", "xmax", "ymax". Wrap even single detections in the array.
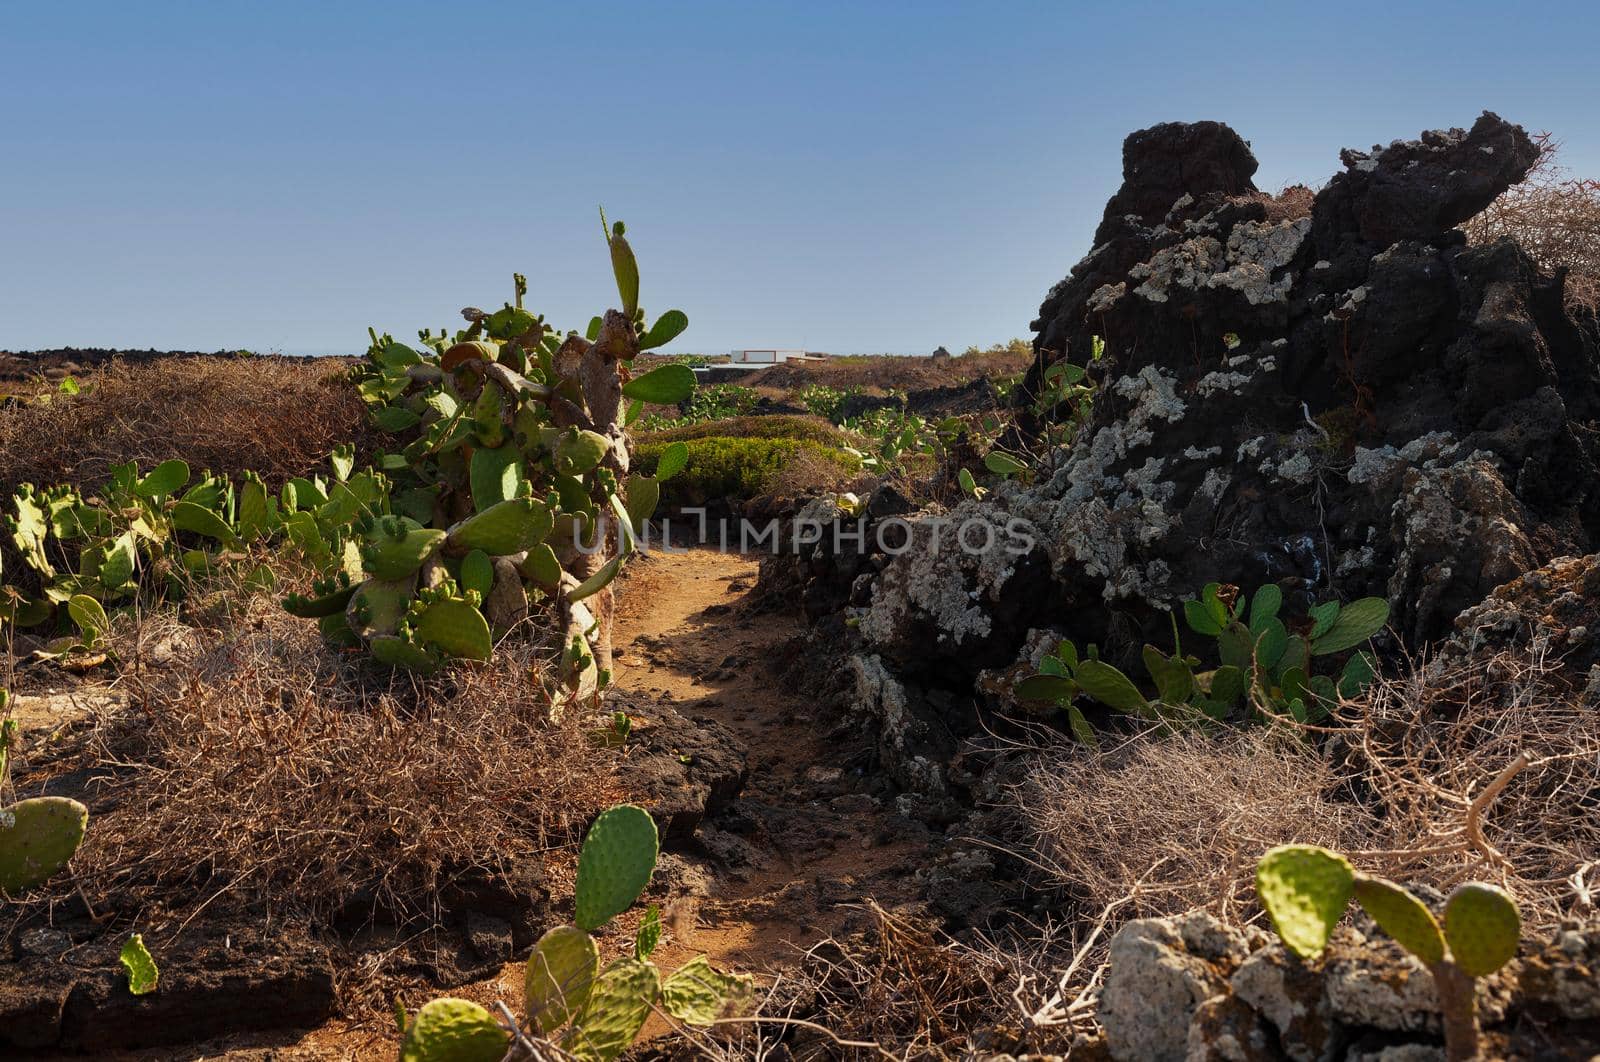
[{"xmin": 728, "ymin": 348, "xmax": 808, "ymax": 365}]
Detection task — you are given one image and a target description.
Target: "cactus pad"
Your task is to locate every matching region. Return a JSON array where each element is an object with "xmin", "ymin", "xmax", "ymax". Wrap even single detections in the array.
[
  {"xmin": 347, "ymin": 577, "xmax": 416, "ymax": 639},
  {"xmin": 398, "ymin": 997, "xmax": 508, "ymax": 1062},
  {"xmin": 468, "ymin": 443, "xmax": 524, "ymax": 513},
  {"xmin": 459, "ymin": 550, "xmax": 494, "ymax": 600},
  {"xmin": 0, "ymin": 796, "xmax": 89, "ymax": 893},
  {"xmin": 574, "ymin": 804, "xmax": 659, "ymax": 931},
  {"xmin": 413, "ymin": 598, "xmax": 493, "ymax": 661},
  {"xmin": 660, "ymin": 955, "xmax": 755, "ymax": 1026},
  {"xmin": 567, "ymin": 958, "xmax": 659, "ymax": 1062},
  {"xmin": 1256, "ymin": 844, "xmax": 1355, "ymax": 958},
  {"xmin": 368, "ymin": 635, "xmax": 439, "ymax": 674},
  {"xmin": 1353, "ymin": 875, "xmax": 1445, "ymax": 966},
  {"xmin": 1443, "ymin": 883, "xmax": 1520, "ymax": 976},
  {"xmin": 446, "ymin": 498, "xmax": 553, "ymax": 556},
  {"xmin": 120, "ymin": 933, "xmax": 160, "ymax": 995},
  {"xmin": 360, "ymin": 528, "xmax": 446, "ymax": 581},
  {"xmin": 282, "ymin": 583, "xmax": 357, "ymax": 619},
  {"xmin": 555, "ymin": 430, "xmax": 611, "ymax": 477},
  {"xmin": 524, "ymin": 925, "xmax": 599, "ymax": 1034}
]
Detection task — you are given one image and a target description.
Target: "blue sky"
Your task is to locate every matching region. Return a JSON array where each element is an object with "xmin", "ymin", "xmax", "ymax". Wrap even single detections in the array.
[{"xmin": 2, "ymin": 1, "xmax": 1596, "ymax": 356}]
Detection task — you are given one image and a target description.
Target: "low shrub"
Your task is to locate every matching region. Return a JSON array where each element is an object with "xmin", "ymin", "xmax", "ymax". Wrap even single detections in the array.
[{"xmin": 633, "ymin": 436, "xmax": 859, "ymax": 506}]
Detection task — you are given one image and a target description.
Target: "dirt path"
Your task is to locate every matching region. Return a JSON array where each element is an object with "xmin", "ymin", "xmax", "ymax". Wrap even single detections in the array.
[{"xmin": 250, "ymin": 546, "xmax": 920, "ymax": 1060}]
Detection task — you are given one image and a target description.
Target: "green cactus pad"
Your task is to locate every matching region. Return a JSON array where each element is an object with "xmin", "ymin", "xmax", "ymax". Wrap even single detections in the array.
[
  {"xmin": 1072, "ymin": 659, "xmax": 1150, "ymax": 716},
  {"xmin": 574, "ymin": 804, "xmax": 659, "ymax": 932},
  {"xmin": 133, "ymin": 459, "xmax": 191, "ymax": 500},
  {"xmin": 468, "ymin": 443, "xmax": 524, "ymax": 513},
  {"xmin": 1256, "ymin": 844, "xmax": 1355, "ymax": 959},
  {"xmin": 0, "ymin": 796, "xmax": 89, "ymax": 893},
  {"xmin": 360, "ymin": 528, "xmax": 446, "ymax": 581},
  {"xmin": 170, "ymin": 501, "xmax": 236, "ymax": 542},
  {"xmin": 459, "ymin": 551, "xmax": 494, "ymax": 600},
  {"xmin": 120, "ymin": 932, "xmax": 160, "ymax": 995},
  {"xmin": 638, "ymin": 310, "xmax": 689, "ymax": 351},
  {"xmin": 319, "ymin": 612, "xmax": 361, "ymax": 648},
  {"xmin": 97, "ymin": 532, "xmax": 137, "ymax": 589},
  {"xmin": 620, "ymin": 364, "xmax": 694, "ymax": 405},
  {"xmin": 524, "ymin": 925, "xmax": 600, "ymax": 1034},
  {"xmin": 567, "ymin": 958, "xmax": 659, "ymax": 1062},
  {"xmin": 67, "ymin": 594, "xmax": 110, "ymax": 644},
  {"xmin": 446, "ymin": 498, "xmax": 553, "ymax": 556},
  {"xmin": 347, "ymin": 577, "xmax": 416, "ymax": 639},
  {"xmin": 398, "ymin": 997, "xmax": 508, "ymax": 1062},
  {"xmin": 1354, "ymin": 875, "xmax": 1445, "ymax": 966},
  {"xmin": 555, "ymin": 430, "xmax": 611, "ymax": 477},
  {"xmin": 622, "ymin": 475, "xmax": 659, "ymax": 533},
  {"xmin": 660, "ymin": 955, "xmax": 755, "ymax": 1027},
  {"xmin": 521, "ymin": 543, "xmax": 563, "ymax": 589},
  {"xmin": 368, "ymin": 635, "xmax": 439, "ymax": 674},
  {"xmin": 1310, "ymin": 598, "xmax": 1389, "ymax": 655},
  {"xmin": 1443, "ymin": 883, "xmax": 1521, "ymax": 976},
  {"xmin": 413, "ymin": 598, "xmax": 493, "ymax": 662},
  {"xmin": 282, "ymin": 584, "xmax": 358, "ymax": 618}
]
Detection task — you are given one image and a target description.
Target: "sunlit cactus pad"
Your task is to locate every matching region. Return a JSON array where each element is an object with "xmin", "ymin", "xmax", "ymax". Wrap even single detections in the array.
[{"xmin": 1256, "ymin": 844, "xmax": 1355, "ymax": 958}]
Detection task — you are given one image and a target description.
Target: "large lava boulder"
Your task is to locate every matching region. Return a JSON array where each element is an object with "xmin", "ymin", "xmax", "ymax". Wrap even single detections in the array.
[{"xmin": 990, "ymin": 111, "xmax": 1599, "ymax": 650}]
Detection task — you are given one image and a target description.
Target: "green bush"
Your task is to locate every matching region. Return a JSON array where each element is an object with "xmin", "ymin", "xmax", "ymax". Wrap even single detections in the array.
[
  {"xmin": 637, "ymin": 415, "xmax": 851, "ymax": 448},
  {"xmin": 633, "ymin": 436, "xmax": 859, "ymax": 506},
  {"xmin": 637, "ymin": 384, "xmax": 758, "ymax": 429}
]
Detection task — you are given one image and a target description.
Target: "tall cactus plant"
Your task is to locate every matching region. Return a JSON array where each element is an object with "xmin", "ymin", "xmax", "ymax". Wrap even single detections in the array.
[{"xmin": 295, "ymin": 216, "xmax": 694, "ymax": 695}]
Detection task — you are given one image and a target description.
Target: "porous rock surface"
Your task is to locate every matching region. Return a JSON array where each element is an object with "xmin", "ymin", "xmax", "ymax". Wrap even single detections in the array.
[
  {"xmin": 1093, "ymin": 912, "xmax": 1600, "ymax": 1062},
  {"xmin": 1020, "ymin": 110, "xmax": 1598, "ymax": 648},
  {"xmin": 773, "ymin": 113, "xmax": 1600, "ymax": 810}
]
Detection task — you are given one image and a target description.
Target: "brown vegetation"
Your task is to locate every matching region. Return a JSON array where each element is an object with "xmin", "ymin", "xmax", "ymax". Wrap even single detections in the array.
[
  {"xmin": 24, "ymin": 566, "xmax": 613, "ymax": 928},
  {"xmin": 0, "ymin": 356, "xmax": 372, "ymax": 495},
  {"xmin": 1012, "ymin": 644, "xmax": 1599, "ymax": 1019},
  {"xmin": 1463, "ymin": 134, "xmax": 1600, "ymax": 309}
]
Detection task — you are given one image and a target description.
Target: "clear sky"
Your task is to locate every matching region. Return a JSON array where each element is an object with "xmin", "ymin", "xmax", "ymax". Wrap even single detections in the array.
[{"xmin": 3, "ymin": 2, "xmax": 1596, "ymax": 356}]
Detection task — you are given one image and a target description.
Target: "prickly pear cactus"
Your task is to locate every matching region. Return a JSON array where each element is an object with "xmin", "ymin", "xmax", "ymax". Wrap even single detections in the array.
[
  {"xmin": 525, "ymin": 925, "xmax": 600, "ymax": 1034},
  {"xmin": 565, "ymin": 958, "xmax": 660, "ymax": 1062},
  {"xmin": 660, "ymin": 955, "xmax": 755, "ymax": 1026},
  {"xmin": 0, "ymin": 795, "xmax": 89, "ymax": 893},
  {"xmin": 1443, "ymin": 882, "xmax": 1521, "ymax": 976},
  {"xmin": 574, "ymin": 804, "xmax": 659, "ymax": 932},
  {"xmin": 1256, "ymin": 844, "xmax": 1356, "ymax": 958},
  {"xmin": 291, "ymin": 216, "xmax": 693, "ymax": 682},
  {"xmin": 1353, "ymin": 875, "xmax": 1445, "ymax": 966},
  {"xmin": 398, "ymin": 997, "xmax": 508, "ymax": 1062}
]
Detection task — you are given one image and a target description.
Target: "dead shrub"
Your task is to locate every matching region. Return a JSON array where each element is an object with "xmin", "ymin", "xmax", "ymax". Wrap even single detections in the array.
[
  {"xmin": 683, "ymin": 902, "xmax": 1042, "ymax": 1061},
  {"xmin": 35, "ymin": 572, "xmax": 612, "ymax": 927},
  {"xmin": 1009, "ymin": 643, "xmax": 1599, "ymax": 1028},
  {"xmin": 1462, "ymin": 134, "xmax": 1600, "ymax": 311},
  {"xmin": 1018, "ymin": 726, "xmax": 1373, "ymax": 926},
  {"xmin": 0, "ymin": 356, "xmax": 372, "ymax": 494},
  {"xmin": 1330, "ymin": 645, "xmax": 1600, "ymax": 924}
]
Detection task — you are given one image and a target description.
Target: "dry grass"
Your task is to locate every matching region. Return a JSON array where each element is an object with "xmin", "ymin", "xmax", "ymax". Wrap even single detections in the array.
[
  {"xmin": 0, "ymin": 356, "xmax": 372, "ymax": 495},
  {"xmin": 679, "ymin": 902, "xmax": 1053, "ymax": 1061},
  {"xmin": 1018, "ymin": 726, "xmax": 1371, "ymax": 926},
  {"xmin": 1331, "ymin": 645, "xmax": 1600, "ymax": 919},
  {"xmin": 30, "ymin": 567, "xmax": 612, "ymax": 928},
  {"xmin": 1009, "ymin": 643, "xmax": 1600, "ymax": 1027},
  {"xmin": 1462, "ymin": 134, "xmax": 1600, "ymax": 311}
]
